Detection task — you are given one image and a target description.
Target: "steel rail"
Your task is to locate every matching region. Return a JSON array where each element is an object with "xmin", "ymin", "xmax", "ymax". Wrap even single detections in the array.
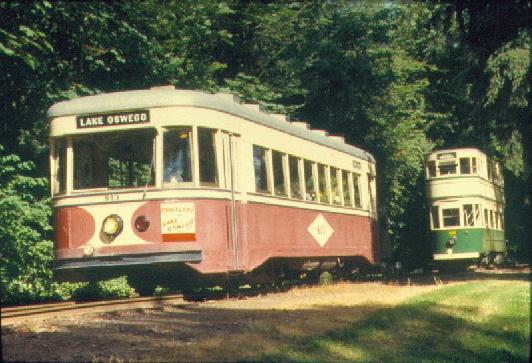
[{"xmin": 1, "ymin": 294, "xmax": 186, "ymax": 326}]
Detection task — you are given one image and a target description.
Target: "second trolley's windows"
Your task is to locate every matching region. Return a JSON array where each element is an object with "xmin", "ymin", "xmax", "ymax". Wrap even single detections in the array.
[
  {"xmin": 427, "ymin": 156, "xmax": 480, "ymax": 178},
  {"xmin": 432, "ymin": 204, "xmax": 502, "ymax": 230}
]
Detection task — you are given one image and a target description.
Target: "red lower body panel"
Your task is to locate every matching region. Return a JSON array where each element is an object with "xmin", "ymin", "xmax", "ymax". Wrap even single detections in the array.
[{"xmin": 54, "ymin": 198, "xmax": 378, "ymax": 276}]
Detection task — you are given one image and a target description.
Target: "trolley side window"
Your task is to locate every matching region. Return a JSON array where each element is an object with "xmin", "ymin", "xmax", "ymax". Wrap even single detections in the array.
[
  {"xmin": 472, "ymin": 158, "xmax": 477, "ymax": 173},
  {"xmin": 442, "ymin": 208, "xmax": 460, "ymax": 227},
  {"xmin": 253, "ymin": 145, "xmax": 270, "ymax": 193},
  {"xmin": 304, "ymin": 160, "xmax": 317, "ymax": 201},
  {"xmin": 460, "ymin": 158, "xmax": 471, "ymax": 174},
  {"xmin": 438, "ymin": 162, "xmax": 457, "ymax": 175},
  {"xmin": 164, "ymin": 128, "xmax": 192, "ymax": 184},
  {"xmin": 487, "ymin": 159, "xmax": 493, "ymax": 180},
  {"xmin": 341, "ymin": 170, "xmax": 351, "ymax": 206},
  {"xmin": 353, "ymin": 173, "xmax": 362, "ymax": 208},
  {"xmin": 463, "ymin": 204, "xmax": 474, "ymax": 226},
  {"xmin": 330, "ymin": 167, "xmax": 341, "ymax": 205},
  {"xmin": 492, "ymin": 163, "xmax": 501, "ymax": 184},
  {"xmin": 474, "ymin": 204, "xmax": 481, "ymax": 225},
  {"xmin": 431, "ymin": 206, "xmax": 440, "ymax": 229},
  {"xmin": 55, "ymin": 138, "xmax": 66, "ymax": 194},
  {"xmin": 272, "ymin": 150, "xmax": 287, "ymax": 197},
  {"xmin": 198, "ymin": 127, "xmax": 218, "ymax": 186},
  {"xmin": 427, "ymin": 161, "xmax": 436, "ymax": 177},
  {"xmin": 317, "ymin": 163, "xmax": 329, "ymax": 203},
  {"xmin": 73, "ymin": 129, "xmax": 155, "ymax": 189},
  {"xmin": 288, "ymin": 155, "xmax": 303, "ymax": 199}
]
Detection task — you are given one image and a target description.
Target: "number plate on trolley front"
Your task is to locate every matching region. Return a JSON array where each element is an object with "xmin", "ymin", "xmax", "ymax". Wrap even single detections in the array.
[{"xmin": 160, "ymin": 202, "xmax": 196, "ymax": 242}]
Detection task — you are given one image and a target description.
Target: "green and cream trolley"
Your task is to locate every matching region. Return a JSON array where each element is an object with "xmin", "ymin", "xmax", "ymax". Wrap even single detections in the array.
[{"xmin": 425, "ymin": 147, "xmax": 506, "ymax": 265}]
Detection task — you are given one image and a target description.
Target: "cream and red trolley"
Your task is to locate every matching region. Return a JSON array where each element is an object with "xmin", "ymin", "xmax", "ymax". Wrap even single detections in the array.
[{"xmin": 49, "ymin": 86, "xmax": 380, "ymax": 291}]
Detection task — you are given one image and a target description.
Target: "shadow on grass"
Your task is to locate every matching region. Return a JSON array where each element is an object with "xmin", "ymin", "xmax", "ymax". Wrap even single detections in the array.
[{"xmin": 262, "ymin": 303, "xmax": 529, "ymax": 362}]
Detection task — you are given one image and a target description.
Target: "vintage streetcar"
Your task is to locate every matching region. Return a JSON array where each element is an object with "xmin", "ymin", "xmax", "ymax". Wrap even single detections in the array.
[
  {"xmin": 48, "ymin": 86, "xmax": 382, "ymax": 293},
  {"xmin": 425, "ymin": 147, "xmax": 506, "ymax": 267}
]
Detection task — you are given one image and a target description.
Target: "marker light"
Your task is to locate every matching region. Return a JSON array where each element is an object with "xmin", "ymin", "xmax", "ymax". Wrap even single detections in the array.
[
  {"xmin": 102, "ymin": 214, "xmax": 123, "ymax": 238},
  {"xmin": 135, "ymin": 215, "xmax": 150, "ymax": 232},
  {"xmin": 83, "ymin": 243, "xmax": 95, "ymax": 257}
]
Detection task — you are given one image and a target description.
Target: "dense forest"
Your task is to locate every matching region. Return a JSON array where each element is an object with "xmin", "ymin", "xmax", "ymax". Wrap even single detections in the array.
[{"xmin": 1, "ymin": 0, "xmax": 530, "ymax": 304}]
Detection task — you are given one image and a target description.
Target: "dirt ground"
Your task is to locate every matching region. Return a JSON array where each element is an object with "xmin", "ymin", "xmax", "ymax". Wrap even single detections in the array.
[
  {"xmin": 1, "ymin": 282, "xmax": 436, "ymax": 362},
  {"xmin": 2, "ymin": 268, "xmax": 529, "ymax": 362}
]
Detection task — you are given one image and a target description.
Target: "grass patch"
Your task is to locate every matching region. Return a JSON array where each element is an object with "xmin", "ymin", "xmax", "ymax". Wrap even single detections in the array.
[{"xmin": 263, "ymin": 280, "xmax": 530, "ymax": 362}]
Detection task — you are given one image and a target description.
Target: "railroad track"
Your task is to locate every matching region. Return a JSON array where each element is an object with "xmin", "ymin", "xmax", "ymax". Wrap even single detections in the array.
[
  {"xmin": 2, "ymin": 266, "xmax": 528, "ymax": 326},
  {"xmin": 1, "ymin": 294, "xmax": 186, "ymax": 326}
]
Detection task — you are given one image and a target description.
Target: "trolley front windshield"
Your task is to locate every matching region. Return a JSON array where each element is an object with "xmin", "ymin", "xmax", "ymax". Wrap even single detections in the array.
[{"xmin": 72, "ymin": 129, "xmax": 155, "ymax": 190}]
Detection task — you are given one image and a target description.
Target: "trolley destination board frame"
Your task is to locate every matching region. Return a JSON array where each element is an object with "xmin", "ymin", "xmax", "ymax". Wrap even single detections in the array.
[{"xmin": 76, "ymin": 110, "xmax": 150, "ymax": 129}]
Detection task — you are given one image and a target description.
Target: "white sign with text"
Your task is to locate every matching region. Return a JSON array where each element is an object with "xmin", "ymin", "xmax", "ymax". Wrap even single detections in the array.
[{"xmin": 160, "ymin": 202, "xmax": 196, "ymax": 235}]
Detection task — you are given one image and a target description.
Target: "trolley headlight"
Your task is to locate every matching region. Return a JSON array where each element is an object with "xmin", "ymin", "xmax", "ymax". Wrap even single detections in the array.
[
  {"xmin": 445, "ymin": 237, "xmax": 456, "ymax": 248},
  {"xmin": 101, "ymin": 214, "xmax": 123, "ymax": 238}
]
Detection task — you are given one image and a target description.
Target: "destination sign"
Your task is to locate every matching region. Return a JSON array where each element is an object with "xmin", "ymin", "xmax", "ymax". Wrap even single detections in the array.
[
  {"xmin": 76, "ymin": 110, "xmax": 150, "ymax": 129},
  {"xmin": 437, "ymin": 152, "xmax": 456, "ymax": 160}
]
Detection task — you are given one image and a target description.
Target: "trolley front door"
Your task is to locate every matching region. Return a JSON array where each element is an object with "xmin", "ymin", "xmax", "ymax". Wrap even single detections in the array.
[{"xmin": 220, "ymin": 132, "xmax": 240, "ymax": 271}]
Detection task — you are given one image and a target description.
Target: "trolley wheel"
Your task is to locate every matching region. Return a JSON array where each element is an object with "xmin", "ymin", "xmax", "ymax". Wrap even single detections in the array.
[
  {"xmin": 223, "ymin": 279, "xmax": 240, "ymax": 296},
  {"xmin": 493, "ymin": 253, "xmax": 505, "ymax": 266},
  {"xmin": 486, "ymin": 254, "xmax": 495, "ymax": 270}
]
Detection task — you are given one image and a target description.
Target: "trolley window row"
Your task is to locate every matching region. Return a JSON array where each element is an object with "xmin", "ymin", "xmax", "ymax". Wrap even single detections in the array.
[
  {"xmin": 430, "ymin": 203, "xmax": 504, "ymax": 230},
  {"xmin": 252, "ymin": 145, "xmax": 363, "ymax": 209},
  {"xmin": 52, "ymin": 126, "xmax": 368, "ymax": 212},
  {"xmin": 426, "ymin": 154, "xmax": 503, "ymax": 185}
]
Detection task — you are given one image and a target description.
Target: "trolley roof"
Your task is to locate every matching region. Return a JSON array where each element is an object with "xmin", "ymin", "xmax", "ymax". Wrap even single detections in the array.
[{"xmin": 47, "ymin": 87, "xmax": 375, "ymax": 163}]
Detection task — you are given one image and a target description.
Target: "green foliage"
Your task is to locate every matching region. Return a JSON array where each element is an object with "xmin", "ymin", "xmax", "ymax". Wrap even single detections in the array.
[
  {"xmin": 485, "ymin": 31, "xmax": 530, "ymax": 109},
  {"xmin": 154, "ymin": 285, "xmax": 171, "ymax": 297},
  {"xmin": 56, "ymin": 282, "xmax": 85, "ymax": 299},
  {"xmin": 0, "ymin": 145, "xmax": 60, "ymax": 304},
  {"xmin": 70, "ymin": 276, "xmax": 137, "ymax": 301},
  {"xmin": 318, "ymin": 271, "xmax": 333, "ymax": 286}
]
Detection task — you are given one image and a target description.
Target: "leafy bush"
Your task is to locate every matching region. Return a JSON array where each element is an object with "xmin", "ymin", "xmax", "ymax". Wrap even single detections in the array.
[
  {"xmin": 154, "ymin": 285, "xmax": 171, "ymax": 296},
  {"xmin": 70, "ymin": 276, "xmax": 137, "ymax": 301},
  {"xmin": 318, "ymin": 271, "xmax": 333, "ymax": 286},
  {"xmin": 0, "ymin": 146, "xmax": 61, "ymax": 304},
  {"xmin": 56, "ymin": 282, "xmax": 86, "ymax": 299}
]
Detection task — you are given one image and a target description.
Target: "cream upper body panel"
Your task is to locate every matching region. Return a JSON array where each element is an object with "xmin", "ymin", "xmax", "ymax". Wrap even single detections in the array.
[
  {"xmin": 425, "ymin": 147, "xmax": 503, "ymax": 188},
  {"xmin": 48, "ymin": 87, "xmax": 375, "ymax": 163},
  {"xmin": 427, "ymin": 177, "xmax": 504, "ymax": 202},
  {"xmin": 48, "ymin": 87, "xmax": 377, "ymax": 216}
]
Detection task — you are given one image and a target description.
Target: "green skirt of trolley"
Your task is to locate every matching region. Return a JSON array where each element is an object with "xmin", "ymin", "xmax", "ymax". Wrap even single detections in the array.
[{"xmin": 432, "ymin": 228, "xmax": 506, "ymax": 256}]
